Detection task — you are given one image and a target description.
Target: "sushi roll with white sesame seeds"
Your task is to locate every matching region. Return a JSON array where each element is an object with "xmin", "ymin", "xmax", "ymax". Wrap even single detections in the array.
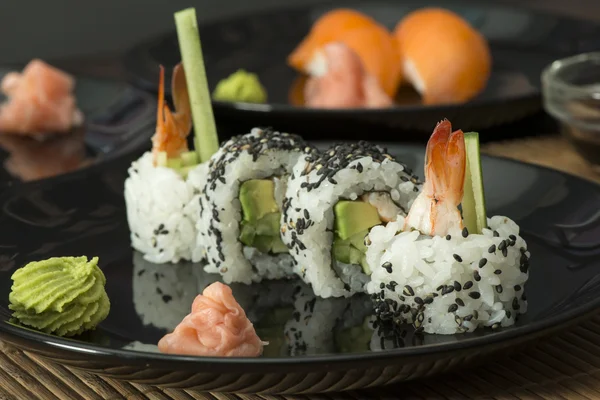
[
  {"xmin": 198, "ymin": 127, "xmax": 319, "ymax": 284},
  {"xmin": 125, "ymin": 64, "xmax": 209, "ymax": 264},
  {"xmin": 365, "ymin": 120, "xmax": 530, "ymax": 334},
  {"xmin": 281, "ymin": 141, "xmax": 421, "ymax": 298}
]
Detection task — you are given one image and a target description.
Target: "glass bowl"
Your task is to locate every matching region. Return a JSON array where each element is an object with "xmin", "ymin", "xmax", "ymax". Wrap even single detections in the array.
[{"xmin": 542, "ymin": 52, "xmax": 600, "ymax": 166}]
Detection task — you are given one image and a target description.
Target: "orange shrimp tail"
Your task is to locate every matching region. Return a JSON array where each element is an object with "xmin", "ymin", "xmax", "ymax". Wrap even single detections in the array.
[
  {"xmin": 425, "ymin": 119, "xmax": 465, "ymax": 203},
  {"xmin": 152, "ymin": 63, "xmax": 190, "ymax": 163}
]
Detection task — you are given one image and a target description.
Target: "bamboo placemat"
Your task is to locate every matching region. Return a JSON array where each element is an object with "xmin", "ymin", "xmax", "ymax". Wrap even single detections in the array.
[{"xmin": 2, "ymin": 134, "xmax": 600, "ymax": 400}]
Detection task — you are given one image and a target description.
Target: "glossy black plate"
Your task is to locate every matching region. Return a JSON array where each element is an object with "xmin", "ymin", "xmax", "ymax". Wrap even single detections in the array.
[
  {"xmin": 124, "ymin": 0, "xmax": 600, "ymax": 138},
  {"xmin": 0, "ymin": 142, "xmax": 600, "ymax": 394},
  {"xmin": 0, "ymin": 66, "xmax": 155, "ymax": 184}
]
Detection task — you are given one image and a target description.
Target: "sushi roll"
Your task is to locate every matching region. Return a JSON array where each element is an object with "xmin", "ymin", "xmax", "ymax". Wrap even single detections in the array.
[
  {"xmin": 281, "ymin": 141, "xmax": 421, "ymax": 298},
  {"xmin": 125, "ymin": 64, "xmax": 208, "ymax": 264},
  {"xmin": 198, "ymin": 127, "xmax": 319, "ymax": 284},
  {"xmin": 366, "ymin": 120, "xmax": 530, "ymax": 334}
]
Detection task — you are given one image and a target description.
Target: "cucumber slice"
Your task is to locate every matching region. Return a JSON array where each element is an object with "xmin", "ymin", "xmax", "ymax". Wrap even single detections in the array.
[
  {"xmin": 166, "ymin": 158, "xmax": 183, "ymax": 169},
  {"xmin": 155, "ymin": 151, "xmax": 168, "ymax": 167},
  {"xmin": 462, "ymin": 132, "xmax": 487, "ymax": 234},
  {"xmin": 181, "ymin": 151, "xmax": 199, "ymax": 167}
]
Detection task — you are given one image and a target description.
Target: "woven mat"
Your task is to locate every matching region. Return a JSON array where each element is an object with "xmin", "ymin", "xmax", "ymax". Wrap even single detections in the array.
[{"xmin": 2, "ymin": 135, "xmax": 600, "ymax": 400}]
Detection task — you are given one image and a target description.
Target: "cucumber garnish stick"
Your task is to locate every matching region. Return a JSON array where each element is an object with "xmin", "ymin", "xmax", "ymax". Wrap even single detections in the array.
[
  {"xmin": 462, "ymin": 132, "xmax": 487, "ymax": 234},
  {"xmin": 174, "ymin": 8, "xmax": 219, "ymax": 163}
]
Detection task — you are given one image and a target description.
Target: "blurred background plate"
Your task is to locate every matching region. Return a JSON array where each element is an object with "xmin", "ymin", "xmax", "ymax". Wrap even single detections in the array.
[
  {"xmin": 0, "ymin": 63, "xmax": 155, "ymax": 185},
  {"xmin": 123, "ymin": 0, "xmax": 600, "ymax": 140}
]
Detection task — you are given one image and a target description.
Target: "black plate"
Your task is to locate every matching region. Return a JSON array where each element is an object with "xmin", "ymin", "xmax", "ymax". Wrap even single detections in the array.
[
  {"xmin": 0, "ymin": 66, "xmax": 155, "ymax": 184},
  {"xmin": 0, "ymin": 142, "xmax": 599, "ymax": 394},
  {"xmin": 124, "ymin": 0, "xmax": 600, "ymax": 138}
]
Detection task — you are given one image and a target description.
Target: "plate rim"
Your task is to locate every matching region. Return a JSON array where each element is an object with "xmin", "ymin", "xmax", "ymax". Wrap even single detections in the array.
[{"xmin": 1, "ymin": 144, "xmax": 600, "ymax": 369}]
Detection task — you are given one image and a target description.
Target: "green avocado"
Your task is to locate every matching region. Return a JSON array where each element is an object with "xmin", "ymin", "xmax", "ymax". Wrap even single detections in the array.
[
  {"xmin": 335, "ymin": 316, "xmax": 373, "ymax": 353},
  {"xmin": 239, "ymin": 180, "xmax": 287, "ymax": 254},
  {"xmin": 334, "ymin": 201, "xmax": 381, "ymax": 240},
  {"xmin": 240, "ymin": 180, "xmax": 279, "ymax": 222},
  {"xmin": 332, "ymin": 228, "xmax": 372, "ymax": 274}
]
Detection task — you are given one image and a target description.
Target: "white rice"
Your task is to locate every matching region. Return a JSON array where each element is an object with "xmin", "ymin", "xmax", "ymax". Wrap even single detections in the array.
[
  {"xmin": 281, "ymin": 142, "xmax": 421, "ymax": 298},
  {"xmin": 198, "ymin": 128, "xmax": 317, "ymax": 284},
  {"xmin": 124, "ymin": 152, "xmax": 208, "ymax": 264},
  {"xmin": 365, "ymin": 215, "xmax": 530, "ymax": 334}
]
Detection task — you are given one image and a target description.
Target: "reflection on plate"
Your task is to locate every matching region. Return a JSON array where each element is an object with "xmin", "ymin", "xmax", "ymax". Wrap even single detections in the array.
[{"xmin": 1, "ymin": 144, "xmax": 600, "ymax": 393}]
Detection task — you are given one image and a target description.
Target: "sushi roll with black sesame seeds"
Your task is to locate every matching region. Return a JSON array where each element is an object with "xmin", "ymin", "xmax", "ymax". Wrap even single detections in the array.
[
  {"xmin": 125, "ymin": 65, "xmax": 210, "ymax": 264},
  {"xmin": 281, "ymin": 141, "xmax": 421, "ymax": 298},
  {"xmin": 365, "ymin": 120, "xmax": 530, "ymax": 334},
  {"xmin": 198, "ymin": 127, "xmax": 319, "ymax": 284}
]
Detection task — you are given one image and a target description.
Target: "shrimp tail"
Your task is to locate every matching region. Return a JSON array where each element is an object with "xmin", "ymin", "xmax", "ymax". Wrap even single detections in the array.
[
  {"xmin": 425, "ymin": 119, "xmax": 465, "ymax": 204},
  {"xmin": 170, "ymin": 63, "xmax": 192, "ymax": 138}
]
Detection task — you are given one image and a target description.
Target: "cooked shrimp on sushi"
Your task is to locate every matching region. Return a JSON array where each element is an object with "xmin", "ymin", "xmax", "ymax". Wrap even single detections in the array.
[
  {"xmin": 366, "ymin": 120, "xmax": 530, "ymax": 334},
  {"xmin": 393, "ymin": 8, "xmax": 491, "ymax": 105},
  {"xmin": 125, "ymin": 63, "xmax": 208, "ymax": 264},
  {"xmin": 0, "ymin": 59, "xmax": 83, "ymax": 135}
]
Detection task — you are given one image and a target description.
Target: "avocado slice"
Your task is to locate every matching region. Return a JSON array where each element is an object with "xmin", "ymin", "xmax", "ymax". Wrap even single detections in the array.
[
  {"xmin": 238, "ymin": 179, "xmax": 288, "ymax": 255},
  {"xmin": 240, "ymin": 180, "xmax": 279, "ymax": 222},
  {"xmin": 334, "ymin": 201, "xmax": 381, "ymax": 240},
  {"xmin": 335, "ymin": 317, "xmax": 373, "ymax": 353},
  {"xmin": 180, "ymin": 151, "xmax": 199, "ymax": 167}
]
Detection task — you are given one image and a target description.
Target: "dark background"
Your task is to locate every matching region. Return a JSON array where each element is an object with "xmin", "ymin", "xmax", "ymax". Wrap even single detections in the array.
[{"xmin": 1, "ymin": 0, "xmax": 599, "ymax": 64}]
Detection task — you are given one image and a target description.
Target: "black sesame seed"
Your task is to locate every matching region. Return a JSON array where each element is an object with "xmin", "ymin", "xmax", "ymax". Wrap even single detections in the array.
[
  {"xmin": 498, "ymin": 241, "xmax": 507, "ymax": 251},
  {"xmin": 453, "ymin": 281, "xmax": 462, "ymax": 292},
  {"xmin": 478, "ymin": 258, "xmax": 488, "ymax": 268},
  {"xmin": 522, "ymin": 293, "xmax": 527, "ymax": 301},
  {"xmin": 448, "ymin": 304, "xmax": 459, "ymax": 313},
  {"xmin": 506, "ymin": 311, "xmax": 512, "ymax": 319},
  {"xmin": 468, "ymin": 292, "xmax": 481, "ymax": 299},
  {"xmin": 446, "ymin": 234, "xmax": 451, "ymax": 241},
  {"xmin": 380, "ymin": 282, "xmax": 385, "ymax": 289},
  {"xmin": 453, "ymin": 254, "xmax": 463, "ymax": 262},
  {"xmin": 502, "ymin": 248, "xmax": 508, "ymax": 257},
  {"xmin": 304, "ymin": 210, "xmax": 310, "ymax": 219},
  {"xmin": 509, "ymin": 234, "xmax": 517, "ymax": 241},
  {"xmin": 488, "ymin": 244, "xmax": 496, "ymax": 253},
  {"xmin": 494, "ymin": 269, "xmax": 502, "ymax": 275},
  {"xmin": 462, "ymin": 227, "xmax": 469, "ymax": 238},
  {"xmin": 414, "ymin": 297, "xmax": 424, "ymax": 305},
  {"xmin": 436, "ymin": 285, "xmax": 444, "ymax": 292},
  {"xmin": 464, "ymin": 314, "xmax": 473, "ymax": 322},
  {"xmin": 512, "ymin": 297, "xmax": 520, "ymax": 310},
  {"xmin": 456, "ymin": 298, "xmax": 465, "ymax": 307},
  {"xmin": 403, "ymin": 285, "xmax": 415, "ymax": 296},
  {"xmin": 463, "ymin": 281, "xmax": 474, "ymax": 290},
  {"xmin": 493, "ymin": 231, "xmax": 500, "ymax": 237},
  {"xmin": 496, "ymin": 285, "xmax": 503, "ymax": 293},
  {"xmin": 382, "ymin": 262, "xmax": 393, "ymax": 273},
  {"xmin": 441, "ymin": 285, "xmax": 455, "ymax": 295},
  {"xmin": 424, "ymin": 296, "xmax": 434, "ymax": 304}
]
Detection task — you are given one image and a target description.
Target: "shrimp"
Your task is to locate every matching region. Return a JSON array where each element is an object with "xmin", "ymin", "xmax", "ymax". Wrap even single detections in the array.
[
  {"xmin": 403, "ymin": 119, "xmax": 465, "ymax": 236},
  {"xmin": 151, "ymin": 63, "xmax": 192, "ymax": 165},
  {"xmin": 304, "ymin": 42, "xmax": 393, "ymax": 109}
]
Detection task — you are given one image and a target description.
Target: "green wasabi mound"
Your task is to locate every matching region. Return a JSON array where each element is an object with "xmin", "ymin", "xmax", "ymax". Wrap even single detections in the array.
[
  {"xmin": 9, "ymin": 256, "xmax": 110, "ymax": 337},
  {"xmin": 212, "ymin": 69, "xmax": 267, "ymax": 104}
]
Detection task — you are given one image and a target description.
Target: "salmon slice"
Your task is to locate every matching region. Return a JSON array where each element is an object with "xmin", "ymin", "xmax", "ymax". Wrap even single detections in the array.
[
  {"xmin": 304, "ymin": 42, "xmax": 393, "ymax": 109},
  {"xmin": 158, "ymin": 282, "xmax": 265, "ymax": 357},
  {"xmin": 0, "ymin": 59, "xmax": 83, "ymax": 135},
  {"xmin": 288, "ymin": 8, "xmax": 379, "ymax": 72},
  {"xmin": 393, "ymin": 8, "xmax": 491, "ymax": 105}
]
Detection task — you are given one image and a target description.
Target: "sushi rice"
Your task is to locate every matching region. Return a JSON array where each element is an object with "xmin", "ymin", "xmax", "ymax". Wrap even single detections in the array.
[
  {"xmin": 366, "ymin": 215, "xmax": 530, "ymax": 334},
  {"xmin": 125, "ymin": 152, "xmax": 208, "ymax": 264}
]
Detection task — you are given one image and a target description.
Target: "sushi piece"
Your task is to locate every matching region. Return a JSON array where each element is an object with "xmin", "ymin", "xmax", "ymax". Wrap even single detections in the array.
[
  {"xmin": 393, "ymin": 8, "xmax": 491, "ymax": 105},
  {"xmin": 125, "ymin": 64, "xmax": 208, "ymax": 264},
  {"xmin": 366, "ymin": 120, "xmax": 530, "ymax": 334},
  {"xmin": 281, "ymin": 141, "xmax": 421, "ymax": 298},
  {"xmin": 304, "ymin": 42, "xmax": 393, "ymax": 109},
  {"xmin": 198, "ymin": 127, "xmax": 319, "ymax": 284},
  {"xmin": 158, "ymin": 282, "xmax": 266, "ymax": 357},
  {"xmin": 0, "ymin": 59, "xmax": 83, "ymax": 135},
  {"xmin": 288, "ymin": 8, "xmax": 379, "ymax": 71},
  {"xmin": 289, "ymin": 9, "xmax": 402, "ymax": 101}
]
